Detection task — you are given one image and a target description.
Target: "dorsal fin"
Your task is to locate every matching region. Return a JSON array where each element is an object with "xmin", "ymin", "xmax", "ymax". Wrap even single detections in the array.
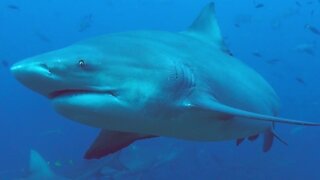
[
  {"xmin": 188, "ymin": 3, "xmax": 221, "ymax": 43},
  {"xmin": 184, "ymin": 3, "xmax": 231, "ymax": 54},
  {"xmin": 28, "ymin": 149, "xmax": 56, "ymax": 179}
]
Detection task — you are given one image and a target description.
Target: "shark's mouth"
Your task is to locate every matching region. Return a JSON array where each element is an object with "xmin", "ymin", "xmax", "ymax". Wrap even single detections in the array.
[{"xmin": 49, "ymin": 89, "xmax": 116, "ymax": 99}]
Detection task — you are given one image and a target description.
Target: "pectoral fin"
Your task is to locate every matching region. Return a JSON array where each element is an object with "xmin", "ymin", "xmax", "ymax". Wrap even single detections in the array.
[
  {"xmin": 185, "ymin": 94, "xmax": 320, "ymax": 126},
  {"xmin": 85, "ymin": 130, "xmax": 156, "ymax": 159}
]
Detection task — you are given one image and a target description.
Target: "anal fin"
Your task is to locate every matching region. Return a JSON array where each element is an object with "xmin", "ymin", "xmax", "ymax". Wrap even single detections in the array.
[
  {"xmin": 263, "ymin": 129, "xmax": 274, "ymax": 152},
  {"xmin": 236, "ymin": 138, "xmax": 245, "ymax": 146},
  {"xmin": 84, "ymin": 129, "xmax": 156, "ymax": 159},
  {"xmin": 236, "ymin": 130, "xmax": 287, "ymax": 152},
  {"xmin": 248, "ymin": 134, "xmax": 259, "ymax": 141},
  {"xmin": 263, "ymin": 129, "xmax": 288, "ymax": 152}
]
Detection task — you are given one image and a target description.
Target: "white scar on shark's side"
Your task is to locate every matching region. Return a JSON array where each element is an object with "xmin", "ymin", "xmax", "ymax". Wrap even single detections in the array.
[{"xmin": 11, "ymin": 3, "xmax": 320, "ymax": 159}]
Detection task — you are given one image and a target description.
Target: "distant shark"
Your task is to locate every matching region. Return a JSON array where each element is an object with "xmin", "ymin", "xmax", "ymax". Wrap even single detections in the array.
[
  {"xmin": 22, "ymin": 141, "xmax": 180, "ymax": 179},
  {"xmin": 11, "ymin": 3, "xmax": 320, "ymax": 159},
  {"xmin": 22, "ymin": 150, "xmax": 64, "ymax": 180}
]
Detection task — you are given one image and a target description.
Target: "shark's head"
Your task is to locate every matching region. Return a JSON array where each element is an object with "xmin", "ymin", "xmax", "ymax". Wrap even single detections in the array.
[
  {"xmin": 11, "ymin": 35, "xmax": 186, "ymax": 128},
  {"xmin": 11, "ymin": 44, "xmax": 110, "ymax": 97}
]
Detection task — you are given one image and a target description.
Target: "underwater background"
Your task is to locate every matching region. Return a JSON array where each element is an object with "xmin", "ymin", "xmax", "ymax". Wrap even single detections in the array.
[{"xmin": 1, "ymin": 0, "xmax": 320, "ymax": 179}]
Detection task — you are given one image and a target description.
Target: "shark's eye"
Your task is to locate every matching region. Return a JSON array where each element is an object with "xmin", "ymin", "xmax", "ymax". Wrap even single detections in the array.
[{"xmin": 78, "ymin": 59, "xmax": 86, "ymax": 68}]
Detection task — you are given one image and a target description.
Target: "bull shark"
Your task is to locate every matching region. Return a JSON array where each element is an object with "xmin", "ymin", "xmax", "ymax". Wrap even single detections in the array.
[
  {"xmin": 22, "ymin": 140, "xmax": 180, "ymax": 179},
  {"xmin": 11, "ymin": 2, "xmax": 320, "ymax": 159}
]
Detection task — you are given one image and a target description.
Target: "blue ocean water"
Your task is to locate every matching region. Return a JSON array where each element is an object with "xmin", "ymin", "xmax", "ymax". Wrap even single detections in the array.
[{"xmin": 1, "ymin": 0, "xmax": 320, "ymax": 179}]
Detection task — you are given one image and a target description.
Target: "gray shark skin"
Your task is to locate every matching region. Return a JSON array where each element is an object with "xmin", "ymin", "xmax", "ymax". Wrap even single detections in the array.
[{"xmin": 11, "ymin": 3, "xmax": 320, "ymax": 159}]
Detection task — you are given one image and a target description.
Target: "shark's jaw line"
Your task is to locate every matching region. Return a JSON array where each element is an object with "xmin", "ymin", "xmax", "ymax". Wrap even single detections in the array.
[{"xmin": 49, "ymin": 89, "xmax": 117, "ymax": 99}]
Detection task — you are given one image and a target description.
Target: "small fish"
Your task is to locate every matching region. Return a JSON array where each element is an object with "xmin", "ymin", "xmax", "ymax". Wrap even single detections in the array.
[
  {"xmin": 233, "ymin": 14, "xmax": 252, "ymax": 27},
  {"xmin": 234, "ymin": 23, "xmax": 240, "ymax": 28},
  {"xmin": 295, "ymin": 1, "xmax": 302, "ymax": 7},
  {"xmin": 305, "ymin": 24, "xmax": 320, "ymax": 36},
  {"xmin": 252, "ymin": 52, "xmax": 262, "ymax": 58},
  {"xmin": 255, "ymin": 3, "xmax": 265, "ymax": 8},
  {"xmin": 295, "ymin": 77, "xmax": 306, "ymax": 85},
  {"xmin": 1, "ymin": 60, "xmax": 9, "ymax": 68},
  {"xmin": 310, "ymin": 10, "xmax": 315, "ymax": 16},
  {"xmin": 307, "ymin": 1, "xmax": 314, "ymax": 4},
  {"xmin": 54, "ymin": 161, "xmax": 62, "ymax": 167},
  {"xmin": 266, "ymin": 59, "xmax": 280, "ymax": 65},
  {"xmin": 294, "ymin": 42, "xmax": 316, "ymax": 56},
  {"xmin": 68, "ymin": 160, "xmax": 74, "ymax": 165},
  {"xmin": 7, "ymin": 4, "xmax": 20, "ymax": 10},
  {"xmin": 34, "ymin": 32, "xmax": 52, "ymax": 43},
  {"xmin": 79, "ymin": 14, "xmax": 93, "ymax": 32}
]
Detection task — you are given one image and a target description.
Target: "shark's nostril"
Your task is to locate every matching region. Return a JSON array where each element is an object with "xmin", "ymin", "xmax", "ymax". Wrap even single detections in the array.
[
  {"xmin": 39, "ymin": 63, "xmax": 52, "ymax": 73},
  {"xmin": 39, "ymin": 63, "xmax": 48, "ymax": 69}
]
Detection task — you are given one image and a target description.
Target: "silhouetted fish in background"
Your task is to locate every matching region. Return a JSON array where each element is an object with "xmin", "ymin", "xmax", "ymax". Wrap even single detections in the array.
[
  {"xmin": 7, "ymin": 4, "xmax": 20, "ymax": 11},
  {"xmin": 295, "ymin": 77, "xmax": 306, "ymax": 85},
  {"xmin": 233, "ymin": 14, "xmax": 252, "ymax": 28},
  {"xmin": 305, "ymin": 24, "xmax": 320, "ymax": 36},
  {"xmin": 252, "ymin": 52, "xmax": 263, "ymax": 58},
  {"xmin": 266, "ymin": 59, "xmax": 281, "ymax": 65},
  {"xmin": 79, "ymin": 14, "xmax": 93, "ymax": 32},
  {"xmin": 1, "ymin": 60, "xmax": 9, "ymax": 68},
  {"xmin": 255, "ymin": 3, "xmax": 265, "ymax": 8},
  {"xmin": 34, "ymin": 32, "xmax": 52, "ymax": 43},
  {"xmin": 294, "ymin": 42, "xmax": 316, "ymax": 56},
  {"xmin": 295, "ymin": 1, "xmax": 302, "ymax": 7}
]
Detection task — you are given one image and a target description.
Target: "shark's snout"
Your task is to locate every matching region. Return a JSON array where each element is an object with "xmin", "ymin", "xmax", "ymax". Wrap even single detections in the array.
[
  {"xmin": 11, "ymin": 61, "xmax": 50, "ymax": 82},
  {"xmin": 11, "ymin": 61, "xmax": 48, "ymax": 75},
  {"xmin": 11, "ymin": 60, "xmax": 55, "ymax": 96}
]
